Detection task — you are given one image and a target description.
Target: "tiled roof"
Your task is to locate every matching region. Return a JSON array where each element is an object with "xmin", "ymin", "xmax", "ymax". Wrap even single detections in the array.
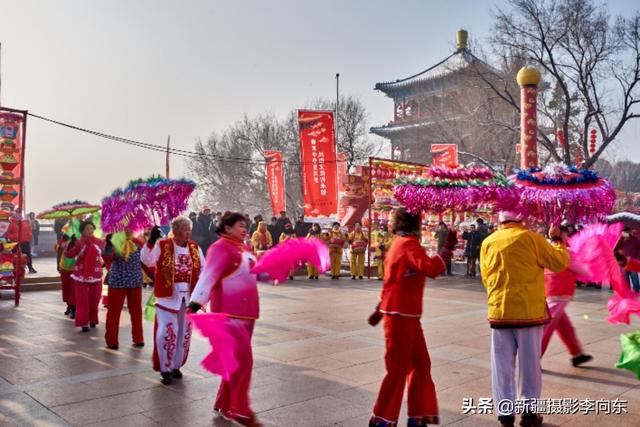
[
  {"xmin": 370, "ymin": 120, "xmax": 440, "ymax": 138},
  {"xmin": 374, "ymin": 49, "xmax": 494, "ymax": 96}
]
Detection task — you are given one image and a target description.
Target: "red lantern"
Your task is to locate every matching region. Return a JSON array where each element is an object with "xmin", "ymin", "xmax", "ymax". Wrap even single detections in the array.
[{"xmin": 556, "ymin": 129, "xmax": 565, "ymax": 146}]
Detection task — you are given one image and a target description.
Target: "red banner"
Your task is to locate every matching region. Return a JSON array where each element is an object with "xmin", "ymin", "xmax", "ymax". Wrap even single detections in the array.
[
  {"xmin": 338, "ymin": 152, "xmax": 348, "ymax": 191},
  {"xmin": 264, "ymin": 150, "xmax": 285, "ymax": 215},
  {"xmin": 0, "ymin": 111, "xmax": 26, "ymax": 215},
  {"xmin": 430, "ymin": 144, "xmax": 458, "ymax": 168},
  {"xmin": 298, "ymin": 110, "xmax": 339, "ymax": 218}
]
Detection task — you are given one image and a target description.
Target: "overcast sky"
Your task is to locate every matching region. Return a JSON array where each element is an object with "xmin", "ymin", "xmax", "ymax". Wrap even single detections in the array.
[{"xmin": 1, "ymin": 0, "xmax": 638, "ymax": 213}]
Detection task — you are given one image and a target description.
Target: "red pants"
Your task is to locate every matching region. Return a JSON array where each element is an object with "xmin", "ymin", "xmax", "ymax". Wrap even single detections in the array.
[
  {"xmin": 61, "ymin": 271, "xmax": 75, "ymax": 305},
  {"xmin": 372, "ymin": 315, "xmax": 439, "ymax": 423},
  {"xmin": 215, "ymin": 319, "xmax": 255, "ymax": 418},
  {"xmin": 105, "ymin": 287, "xmax": 144, "ymax": 347},
  {"xmin": 541, "ymin": 299, "xmax": 582, "ymax": 357},
  {"xmin": 74, "ymin": 280, "xmax": 101, "ymax": 328}
]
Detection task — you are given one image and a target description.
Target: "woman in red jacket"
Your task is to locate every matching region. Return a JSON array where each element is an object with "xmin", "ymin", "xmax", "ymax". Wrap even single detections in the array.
[
  {"xmin": 368, "ymin": 208, "xmax": 446, "ymax": 427},
  {"xmin": 541, "ymin": 225, "xmax": 592, "ymax": 367},
  {"xmin": 65, "ymin": 220, "xmax": 104, "ymax": 332}
]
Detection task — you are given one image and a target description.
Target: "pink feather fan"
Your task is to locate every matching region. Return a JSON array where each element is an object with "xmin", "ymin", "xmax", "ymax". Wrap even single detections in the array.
[
  {"xmin": 188, "ymin": 312, "xmax": 250, "ymax": 380},
  {"xmin": 568, "ymin": 223, "xmax": 640, "ymax": 324},
  {"xmin": 251, "ymin": 237, "xmax": 330, "ymax": 283}
]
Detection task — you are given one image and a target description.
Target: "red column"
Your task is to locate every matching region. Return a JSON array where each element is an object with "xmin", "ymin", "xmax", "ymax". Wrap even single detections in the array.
[{"xmin": 517, "ymin": 67, "xmax": 541, "ymax": 169}]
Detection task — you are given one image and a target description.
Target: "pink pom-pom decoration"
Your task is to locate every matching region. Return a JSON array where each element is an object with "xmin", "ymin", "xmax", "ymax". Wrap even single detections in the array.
[
  {"xmin": 393, "ymin": 167, "xmax": 519, "ymax": 214},
  {"xmin": 251, "ymin": 237, "xmax": 330, "ymax": 283},
  {"xmin": 514, "ymin": 166, "xmax": 616, "ymax": 225},
  {"xmin": 188, "ymin": 312, "xmax": 250, "ymax": 380},
  {"xmin": 101, "ymin": 176, "xmax": 195, "ymax": 232}
]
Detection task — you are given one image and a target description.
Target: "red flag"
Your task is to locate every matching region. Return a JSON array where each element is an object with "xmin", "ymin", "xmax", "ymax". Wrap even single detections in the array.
[
  {"xmin": 265, "ymin": 150, "xmax": 285, "ymax": 215},
  {"xmin": 298, "ymin": 111, "xmax": 339, "ymax": 218},
  {"xmin": 430, "ymin": 144, "xmax": 459, "ymax": 168}
]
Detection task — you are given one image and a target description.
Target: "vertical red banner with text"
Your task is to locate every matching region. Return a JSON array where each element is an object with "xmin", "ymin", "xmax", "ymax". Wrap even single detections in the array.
[
  {"xmin": 264, "ymin": 150, "xmax": 285, "ymax": 215},
  {"xmin": 298, "ymin": 110, "xmax": 338, "ymax": 218},
  {"xmin": 338, "ymin": 152, "xmax": 348, "ymax": 191},
  {"xmin": 430, "ymin": 144, "xmax": 459, "ymax": 168}
]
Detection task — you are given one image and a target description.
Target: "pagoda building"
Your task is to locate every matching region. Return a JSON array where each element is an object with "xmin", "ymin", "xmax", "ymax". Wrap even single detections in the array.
[{"xmin": 371, "ymin": 30, "xmax": 513, "ymax": 165}]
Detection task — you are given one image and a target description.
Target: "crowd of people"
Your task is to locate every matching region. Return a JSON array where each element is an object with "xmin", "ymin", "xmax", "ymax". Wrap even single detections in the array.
[{"xmin": 34, "ymin": 204, "xmax": 640, "ymax": 427}]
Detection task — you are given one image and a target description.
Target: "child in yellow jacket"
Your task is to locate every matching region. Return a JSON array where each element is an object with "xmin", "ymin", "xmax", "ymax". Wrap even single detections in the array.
[
  {"xmin": 306, "ymin": 223, "xmax": 323, "ymax": 279},
  {"xmin": 371, "ymin": 222, "xmax": 392, "ymax": 280},
  {"xmin": 279, "ymin": 223, "xmax": 296, "ymax": 280}
]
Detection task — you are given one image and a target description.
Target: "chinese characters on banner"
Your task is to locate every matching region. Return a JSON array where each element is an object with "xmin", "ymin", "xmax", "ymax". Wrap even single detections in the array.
[
  {"xmin": 264, "ymin": 150, "xmax": 285, "ymax": 215},
  {"xmin": 430, "ymin": 144, "xmax": 459, "ymax": 168},
  {"xmin": 297, "ymin": 110, "xmax": 339, "ymax": 218},
  {"xmin": 520, "ymin": 85, "xmax": 539, "ymax": 168},
  {"xmin": 338, "ymin": 152, "xmax": 348, "ymax": 191}
]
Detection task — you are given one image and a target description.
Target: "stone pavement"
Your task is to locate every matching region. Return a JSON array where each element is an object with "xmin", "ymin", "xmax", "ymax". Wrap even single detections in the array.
[{"xmin": 0, "ymin": 275, "xmax": 639, "ymax": 426}]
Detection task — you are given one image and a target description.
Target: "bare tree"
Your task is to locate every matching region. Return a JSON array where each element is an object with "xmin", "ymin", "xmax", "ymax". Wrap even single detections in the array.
[
  {"xmin": 188, "ymin": 96, "xmax": 381, "ymax": 217},
  {"xmin": 188, "ymin": 114, "xmax": 287, "ymax": 215},
  {"xmin": 475, "ymin": 0, "xmax": 640, "ymax": 167}
]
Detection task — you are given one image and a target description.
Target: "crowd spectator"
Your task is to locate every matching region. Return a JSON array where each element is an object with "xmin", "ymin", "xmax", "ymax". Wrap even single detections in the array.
[
  {"xmin": 194, "ymin": 207, "xmax": 216, "ymax": 253},
  {"xmin": 295, "ymin": 215, "xmax": 311, "ymax": 237},
  {"xmin": 462, "ymin": 224, "xmax": 482, "ymax": 277},
  {"xmin": 268, "ymin": 216, "xmax": 281, "ymax": 246},
  {"xmin": 249, "ymin": 215, "xmax": 262, "ymax": 237},
  {"xmin": 28, "ymin": 212, "xmax": 40, "ymax": 252},
  {"xmin": 54, "ymin": 218, "xmax": 68, "ymax": 241}
]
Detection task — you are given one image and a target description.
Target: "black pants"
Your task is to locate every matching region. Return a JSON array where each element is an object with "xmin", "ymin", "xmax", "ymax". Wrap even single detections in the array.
[{"xmin": 18, "ymin": 242, "xmax": 34, "ymax": 271}]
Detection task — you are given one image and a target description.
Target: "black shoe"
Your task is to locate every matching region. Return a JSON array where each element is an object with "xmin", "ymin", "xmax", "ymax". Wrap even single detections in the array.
[
  {"xmin": 498, "ymin": 414, "xmax": 515, "ymax": 427},
  {"xmin": 64, "ymin": 306, "xmax": 71, "ymax": 315},
  {"xmin": 29, "ymin": 268, "xmax": 37, "ymax": 274},
  {"xmin": 107, "ymin": 344, "xmax": 119, "ymax": 350},
  {"xmin": 288, "ymin": 275, "xmax": 294, "ymax": 280},
  {"xmin": 81, "ymin": 326, "xmax": 90, "ymax": 332},
  {"xmin": 172, "ymin": 369, "xmax": 183, "ymax": 379},
  {"xmin": 160, "ymin": 372, "xmax": 172, "ymax": 385},
  {"xmin": 70, "ymin": 306, "xmax": 76, "ymax": 319},
  {"xmin": 90, "ymin": 323, "xmax": 96, "ymax": 328},
  {"xmin": 351, "ymin": 275, "xmax": 356, "ymax": 280},
  {"xmin": 369, "ymin": 416, "xmax": 397, "ymax": 427},
  {"xmin": 359, "ymin": 276, "xmax": 363, "ymax": 279},
  {"xmin": 133, "ymin": 342, "xmax": 145, "ymax": 347},
  {"xmin": 571, "ymin": 353, "xmax": 593, "ymax": 367},
  {"xmin": 519, "ymin": 413, "xmax": 543, "ymax": 427},
  {"xmin": 377, "ymin": 277, "xmax": 383, "ymax": 280}
]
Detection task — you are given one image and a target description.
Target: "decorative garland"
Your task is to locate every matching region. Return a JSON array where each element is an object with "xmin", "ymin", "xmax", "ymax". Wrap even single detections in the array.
[
  {"xmin": 393, "ymin": 166, "xmax": 519, "ymax": 214},
  {"xmin": 514, "ymin": 165, "xmax": 616, "ymax": 225},
  {"xmin": 101, "ymin": 176, "xmax": 195, "ymax": 232}
]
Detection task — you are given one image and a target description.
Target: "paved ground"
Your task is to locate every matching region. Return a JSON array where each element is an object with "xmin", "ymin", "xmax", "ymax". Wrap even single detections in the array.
[{"xmin": 0, "ymin": 274, "xmax": 639, "ymax": 426}]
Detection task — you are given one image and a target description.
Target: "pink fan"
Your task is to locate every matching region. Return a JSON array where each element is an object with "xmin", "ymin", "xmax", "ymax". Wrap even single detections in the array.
[
  {"xmin": 567, "ymin": 223, "xmax": 640, "ymax": 324},
  {"xmin": 188, "ymin": 312, "xmax": 250, "ymax": 380},
  {"xmin": 251, "ymin": 237, "xmax": 330, "ymax": 283}
]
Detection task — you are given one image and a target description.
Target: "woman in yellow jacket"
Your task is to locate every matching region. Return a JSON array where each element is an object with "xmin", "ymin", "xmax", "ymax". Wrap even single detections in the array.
[
  {"xmin": 279, "ymin": 223, "xmax": 296, "ymax": 280},
  {"xmin": 251, "ymin": 221, "xmax": 272, "ymax": 257},
  {"xmin": 371, "ymin": 222, "xmax": 392, "ymax": 280},
  {"xmin": 328, "ymin": 222, "xmax": 347, "ymax": 280},
  {"xmin": 306, "ymin": 223, "xmax": 323, "ymax": 279},
  {"xmin": 348, "ymin": 222, "xmax": 368, "ymax": 279}
]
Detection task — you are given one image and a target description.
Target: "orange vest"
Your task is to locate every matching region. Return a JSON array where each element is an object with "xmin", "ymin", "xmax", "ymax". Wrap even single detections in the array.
[{"xmin": 153, "ymin": 239, "xmax": 202, "ymax": 298}]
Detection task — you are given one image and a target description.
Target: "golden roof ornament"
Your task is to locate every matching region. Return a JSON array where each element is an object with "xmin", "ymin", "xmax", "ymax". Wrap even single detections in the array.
[
  {"xmin": 517, "ymin": 66, "xmax": 541, "ymax": 87},
  {"xmin": 456, "ymin": 29, "xmax": 468, "ymax": 50}
]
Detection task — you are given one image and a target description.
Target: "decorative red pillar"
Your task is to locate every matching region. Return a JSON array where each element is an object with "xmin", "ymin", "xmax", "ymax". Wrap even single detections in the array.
[{"xmin": 517, "ymin": 66, "xmax": 542, "ymax": 169}]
